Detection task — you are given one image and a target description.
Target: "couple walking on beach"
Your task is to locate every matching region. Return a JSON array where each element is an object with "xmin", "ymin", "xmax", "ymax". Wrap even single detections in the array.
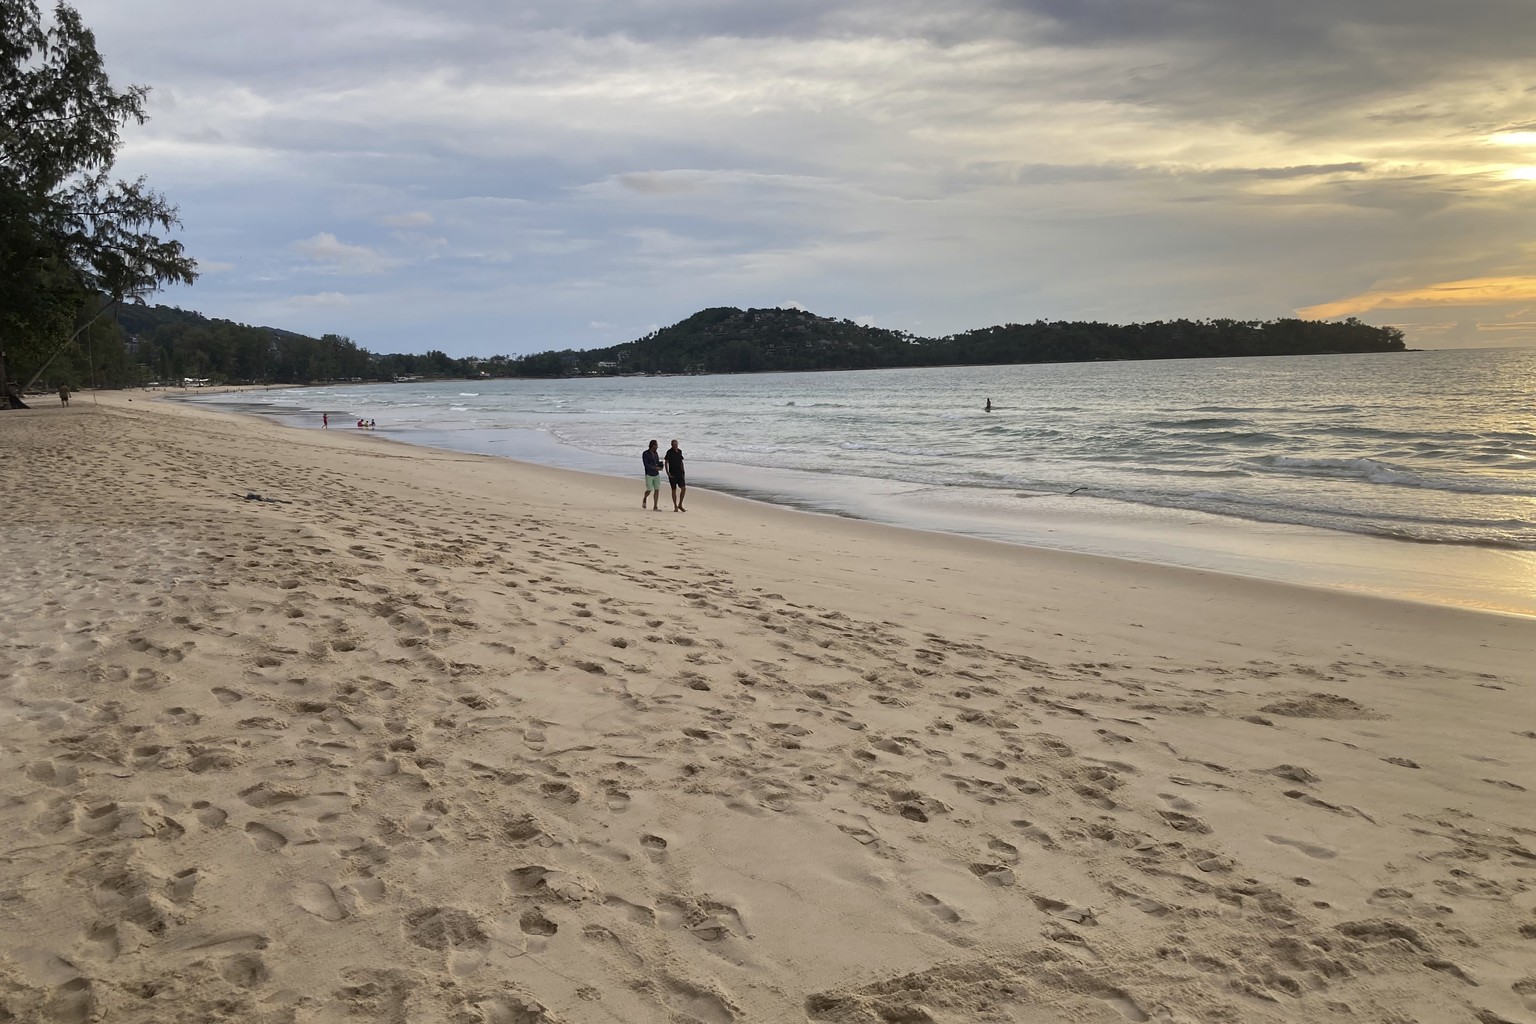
[{"xmin": 642, "ymin": 439, "xmax": 686, "ymax": 511}]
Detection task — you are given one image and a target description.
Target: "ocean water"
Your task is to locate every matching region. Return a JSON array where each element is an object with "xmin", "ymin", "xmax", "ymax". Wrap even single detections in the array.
[{"xmin": 191, "ymin": 347, "xmax": 1536, "ymax": 614}]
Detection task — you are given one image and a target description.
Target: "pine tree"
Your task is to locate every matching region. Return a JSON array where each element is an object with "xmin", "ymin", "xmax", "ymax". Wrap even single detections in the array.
[{"xmin": 1, "ymin": 0, "xmax": 196, "ymax": 405}]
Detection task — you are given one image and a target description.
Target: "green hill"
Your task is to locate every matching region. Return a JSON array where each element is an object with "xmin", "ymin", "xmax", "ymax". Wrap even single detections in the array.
[
  {"xmin": 515, "ymin": 307, "xmax": 1406, "ymax": 377},
  {"xmin": 11, "ymin": 301, "xmax": 1408, "ymax": 391}
]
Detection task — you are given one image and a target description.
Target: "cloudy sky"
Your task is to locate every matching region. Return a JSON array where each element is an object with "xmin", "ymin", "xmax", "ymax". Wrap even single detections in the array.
[{"xmin": 69, "ymin": 0, "xmax": 1536, "ymax": 356}]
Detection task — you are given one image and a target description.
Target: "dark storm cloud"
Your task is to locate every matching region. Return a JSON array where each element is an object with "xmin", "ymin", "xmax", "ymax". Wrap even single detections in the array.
[
  {"xmin": 967, "ymin": 0, "xmax": 1536, "ymax": 139},
  {"xmin": 999, "ymin": 0, "xmax": 1536, "ymax": 57}
]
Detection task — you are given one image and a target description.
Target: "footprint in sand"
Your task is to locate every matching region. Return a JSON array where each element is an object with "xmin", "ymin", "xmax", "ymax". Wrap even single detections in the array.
[
  {"xmin": 404, "ymin": 906, "xmax": 488, "ymax": 952},
  {"xmin": 507, "ymin": 866, "xmax": 552, "ymax": 894},
  {"xmin": 129, "ymin": 668, "xmax": 168, "ymax": 692},
  {"xmin": 915, "ymin": 893, "xmax": 962, "ymax": 923},
  {"xmin": 518, "ymin": 908, "xmax": 558, "ymax": 936},
  {"xmin": 244, "ymin": 822, "xmax": 288, "ymax": 852},
  {"xmin": 1031, "ymin": 895, "xmax": 1097, "ymax": 924},
  {"xmin": 160, "ymin": 706, "xmax": 201, "ymax": 727},
  {"xmin": 240, "ymin": 783, "xmax": 302, "ymax": 809},
  {"xmin": 662, "ymin": 979, "xmax": 736, "ymax": 1024},
  {"xmin": 470, "ymin": 995, "xmax": 558, "ymax": 1023},
  {"xmin": 84, "ymin": 923, "xmax": 120, "ymax": 961},
  {"xmin": 577, "ymin": 840, "xmax": 631, "ymax": 863},
  {"xmin": 1088, "ymin": 985, "xmax": 1150, "ymax": 1022},
  {"xmin": 193, "ymin": 802, "xmax": 228, "ymax": 827},
  {"xmin": 220, "ymin": 953, "xmax": 270, "ymax": 990},
  {"xmin": 1266, "ymin": 834, "xmax": 1337, "ymax": 859},
  {"xmin": 1282, "ymin": 789, "xmax": 1375, "ymax": 821},
  {"xmin": 1114, "ymin": 890, "xmax": 1172, "ymax": 917},
  {"xmin": 1157, "ymin": 792, "xmax": 1199, "ymax": 813},
  {"xmin": 539, "ymin": 781, "xmax": 580, "ymax": 805},
  {"xmin": 1157, "ymin": 809, "xmax": 1211, "ymax": 834},
  {"xmin": 1011, "ymin": 819, "xmax": 1058, "ymax": 848},
  {"xmin": 24, "ymin": 760, "xmax": 78, "ymax": 788},
  {"xmin": 344, "ymin": 878, "xmax": 387, "ymax": 903},
  {"xmin": 294, "ymin": 882, "xmax": 349, "ymax": 921},
  {"xmin": 968, "ymin": 863, "xmax": 1016, "ymax": 887},
  {"xmin": 603, "ymin": 895, "xmax": 657, "ymax": 927},
  {"xmin": 168, "ymin": 868, "xmax": 199, "ymax": 903}
]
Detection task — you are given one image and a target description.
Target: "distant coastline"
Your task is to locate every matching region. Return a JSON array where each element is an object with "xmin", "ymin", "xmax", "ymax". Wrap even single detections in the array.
[
  {"xmin": 513, "ymin": 306, "xmax": 1406, "ymax": 378},
  {"xmin": 59, "ymin": 301, "xmax": 1410, "ymax": 391}
]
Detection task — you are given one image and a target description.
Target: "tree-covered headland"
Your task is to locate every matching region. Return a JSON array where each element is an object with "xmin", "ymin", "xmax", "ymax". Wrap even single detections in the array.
[
  {"xmin": 518, "ymin": 306, "xmax": 1406, "ymax": 377},
  {"xmin": 9, "ymin": 301, "xmax": 1408, "ymax": 391}
]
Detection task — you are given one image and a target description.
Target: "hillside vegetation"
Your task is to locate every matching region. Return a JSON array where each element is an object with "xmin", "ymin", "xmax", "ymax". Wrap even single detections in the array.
[
  {"xmin": 17, "ymin": 302, "xmax": 1406, "ymax": 391},
  {"xmin": 541, "ymin": 306, "xmax": 1405, "ymax": 376}
]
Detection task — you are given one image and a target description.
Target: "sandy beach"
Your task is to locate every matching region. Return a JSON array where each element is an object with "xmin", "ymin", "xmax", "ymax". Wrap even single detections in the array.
[{"xmin": 2, "ymin": 394, "xmax": 1533, "ymax": 1024}]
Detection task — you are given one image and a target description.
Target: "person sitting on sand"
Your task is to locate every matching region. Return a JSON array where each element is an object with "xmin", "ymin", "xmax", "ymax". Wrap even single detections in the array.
[
  {"xmin": 664, "ymin": 439, "xmax": 687, "ymax": 512},
  {"xmin": 642, "ymin": 439, "xmax": 663, "ymax": 510}
]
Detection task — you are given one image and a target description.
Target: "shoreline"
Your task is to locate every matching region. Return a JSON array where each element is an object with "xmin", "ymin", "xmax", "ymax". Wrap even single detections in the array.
[
  {"xmin": 175, "ymin": 387, "xmax": 1536, "ymax": 619},
  {"xmin": 4, "ymin": 396, "xmax": 1533, "ymax": 1022}
]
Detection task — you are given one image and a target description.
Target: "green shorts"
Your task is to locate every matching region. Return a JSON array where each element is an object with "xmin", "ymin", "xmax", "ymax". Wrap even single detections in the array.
[{"xmin": 645, "ymin": 474, "xmax": 662, "ymax": 491}]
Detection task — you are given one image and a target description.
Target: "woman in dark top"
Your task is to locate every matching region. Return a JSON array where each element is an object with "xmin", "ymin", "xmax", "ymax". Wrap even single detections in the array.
[{"xmin": 641, "ymin": 439, "xmax": 663, "ymax": 510}]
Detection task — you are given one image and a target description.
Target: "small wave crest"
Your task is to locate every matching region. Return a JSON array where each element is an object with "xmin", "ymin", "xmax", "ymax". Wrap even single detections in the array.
[
  {"xmin": 838, "ymin": 441, "xmax": 953, "ymax": 457},
  {"xmin": 1146, "ymin": 417, "xmax": 1248, "ymax": 429},
  {"xmin": 1162, "ymin": 430, "xmax": 1285, "ymax": 446},
  {"xmin": 1255, "ymin": 455, "xmax": 1536, "ymax": 497},
  {"xmin": 722, "ymin": 442, "xmax": 791, "ymax": 454}
]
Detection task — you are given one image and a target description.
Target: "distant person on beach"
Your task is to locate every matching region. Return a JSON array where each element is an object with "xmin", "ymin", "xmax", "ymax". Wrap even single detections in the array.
[
  {"xmin": 367, "ymin": 419, "xmax": 376, "ymax": 429},
  {"xmin": 985, "ymin": 397, "xmax": 992, "ymax": 412},
  {"xmin": 58, "ymin": 384, "xmax": 70, "ymax": 407},
  {"xmin": 322, "ymin": 412, "xmax": 328, "ymax": 428},
  {"xmin": 641, "ymin": 439, "xmax": 663, "ymax": 509},
  {"xmin": 664, "ymin": 439, "xmax": 687, "ymax": 511}
]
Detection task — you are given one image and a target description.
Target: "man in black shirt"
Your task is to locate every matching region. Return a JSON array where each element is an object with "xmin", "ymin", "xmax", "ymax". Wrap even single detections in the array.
[{"xmin": 664, "ymin": 439, "xmax": 686, "ymax": 512}]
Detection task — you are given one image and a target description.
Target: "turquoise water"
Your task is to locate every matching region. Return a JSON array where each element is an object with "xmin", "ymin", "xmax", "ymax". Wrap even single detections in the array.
[{"xmin": 191, "ymin": 348, "xmax": 1536, "ymax": 613}]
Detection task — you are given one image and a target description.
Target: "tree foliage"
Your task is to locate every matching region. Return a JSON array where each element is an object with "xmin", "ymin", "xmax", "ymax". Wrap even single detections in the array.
[
  {"xmin": 1, "ymin": 0, "xmax": 196, "ymax": 402},
  {"xmin": 81, "ymin": 302, "xmax": 463, "ymax": 387}
]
